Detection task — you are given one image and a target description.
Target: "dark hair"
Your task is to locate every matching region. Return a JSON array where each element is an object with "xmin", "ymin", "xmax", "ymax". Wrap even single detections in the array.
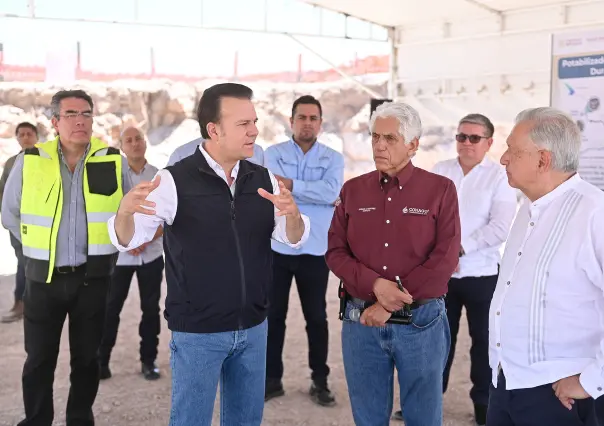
[
  {"xmin": 196, "ymin": 83, "xmax": 253, "ymax": 139},
  {"xmin": 15, "ymin": 122, "xmax": 38, "ymax": 136},
  {"xmin": 292, "ymin": 95, "xmax": 322, "ymax": 118},
  {"xmin": 50, "ymin": 89, "xmax": 94, "ymax": 118},
  {"xmin": 459, "ymin": 113, "xmax": 495, "ymax": 138}
]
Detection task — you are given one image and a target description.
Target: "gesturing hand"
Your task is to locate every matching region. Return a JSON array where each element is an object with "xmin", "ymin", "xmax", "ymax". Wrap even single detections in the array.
[
  {"xmin": 258, "ymin": 181, "xmax": 300, "ymax": 218},
  {"xmin": 118, "ymin": 175, "xmax": 161, "ymax": 217}
]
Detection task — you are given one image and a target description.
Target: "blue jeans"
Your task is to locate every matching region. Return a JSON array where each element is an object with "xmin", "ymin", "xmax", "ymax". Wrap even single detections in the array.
[
  {"xmin": 342, "ymin": 298, "xmax": 450, "ymax": 426},
  {"xmin": 168, "ymin": 319, "xmax": 268, "ymax": 426}
]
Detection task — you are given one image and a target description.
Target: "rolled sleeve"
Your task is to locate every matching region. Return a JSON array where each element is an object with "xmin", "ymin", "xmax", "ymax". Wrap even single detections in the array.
[
  {"xmin": 1, "ymin": 153, "xmax": 24, "ymax": 240},
  {"xmin": 107, "ymin": 169, "xmax": 177, "ymax": 251},
  {"xmin": 272, "ymin": 212, "xmax": 310, "ymax": 248},
  {"xmin": 268, "ymin": 169, "xmax": 310, "ymax": 248}
]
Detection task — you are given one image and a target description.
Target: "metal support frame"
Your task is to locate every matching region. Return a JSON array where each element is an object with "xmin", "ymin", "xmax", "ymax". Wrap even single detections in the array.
[
  {"xmin": 27, "ymin": 0, "xmax": 35, "ymax": 18},
  {"xmin": 387, "ymin": 27, "xmax": 399, "ymax": 100},
  {"xmin": 1, "ymin": 0, "xmax": 387, "ymax": 43},
  {"xmin": 0, "ymin": 13, "xmax": 386, "ymax": 42},
  {"xmin": 395, "ymin": 17, "xmax": 604, "ymax": 48},
  {"xmin": 462, "ymin": 0, "xmax": 505, "ymax": 31},
  {"xmin": 286, "ymin": 34, "xmax": 384, "ymax": 98}
]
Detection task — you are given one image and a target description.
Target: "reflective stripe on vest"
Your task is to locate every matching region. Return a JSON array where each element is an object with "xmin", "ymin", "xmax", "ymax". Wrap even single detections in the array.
[{"xmin": 20, "ymin": 137, "xmax": 123, "ymax": 282}]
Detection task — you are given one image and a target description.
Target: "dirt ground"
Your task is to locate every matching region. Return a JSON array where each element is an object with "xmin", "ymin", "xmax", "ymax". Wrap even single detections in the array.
[{"xmin": 0, "ymin": 230, "xmax": 477, "ymax": 426}]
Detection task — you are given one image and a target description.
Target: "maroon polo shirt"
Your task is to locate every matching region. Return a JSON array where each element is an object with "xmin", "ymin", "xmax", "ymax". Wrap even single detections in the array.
[{"xmin": 326, "ymin": 161, "xmax": 461, "ymax": 301}]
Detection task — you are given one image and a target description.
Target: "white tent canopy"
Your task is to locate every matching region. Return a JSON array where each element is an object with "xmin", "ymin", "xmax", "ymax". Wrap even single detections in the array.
[
  {"xmin": 300, "ymin": 0, "xmax": 599, "ymax": 28},
  {"xmin": 301, "ymin": 0, "xmax": 604, "ymax": 106}
]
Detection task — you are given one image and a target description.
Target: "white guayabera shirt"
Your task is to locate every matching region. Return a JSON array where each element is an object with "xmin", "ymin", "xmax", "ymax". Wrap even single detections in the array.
[{"xmin": 489, "ymin": 174, "xmax": 604, "ymax": 398}]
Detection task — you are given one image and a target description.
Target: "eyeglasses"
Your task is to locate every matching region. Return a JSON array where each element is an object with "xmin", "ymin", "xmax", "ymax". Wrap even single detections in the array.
[
  {"xmin": 59, "ymin": 111, "xmax": 93, "ymax": 120},
  {"xmin": 455, "ymin": 133, "xmax": 488, "ymax": 144}
]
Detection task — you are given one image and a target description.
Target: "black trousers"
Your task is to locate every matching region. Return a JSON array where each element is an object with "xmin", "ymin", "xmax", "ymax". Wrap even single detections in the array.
[
  {"xmin": 488, "ymin": 369, "xmax": 604, "ymax": 426},
  {"xmin": 443, "ymin": 274, "xmax": 498, "ymax": 406},
  {"xmin": 19, "ymin": 269, "xmax": 110, "ymax": 426},
  {"xmin": 266, "ymin": 253, "xmax": 331, "ymax": 383},
  {"xmin": 99, "ymin": 256, "xmax": 164, "ymax": 366}
]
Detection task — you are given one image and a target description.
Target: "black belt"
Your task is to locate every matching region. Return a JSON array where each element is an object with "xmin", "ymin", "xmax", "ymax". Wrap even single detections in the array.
[
  {"xmin": 351, "ymin": 296, "xmax": 441, "ymax": 311},
  {"xmin": 54, "ymin": 264, "xmax": 86, "ymax": 274}
]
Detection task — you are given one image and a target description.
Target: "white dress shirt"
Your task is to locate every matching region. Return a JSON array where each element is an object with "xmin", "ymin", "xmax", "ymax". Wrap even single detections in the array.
[
  {"xmin": 489, "ymin": 174, "xmax": 604, "ymax": 399},
  {"xmin": 107, "ymin": 143, "xmax": 311, "ymax": 253},
  {"xmin": 116, "ymin": 162, "xmax": 164, "ymax": 266},
  {"xmin": 432, "ymin": 157, "xmax": 517, "ymax": 279}
]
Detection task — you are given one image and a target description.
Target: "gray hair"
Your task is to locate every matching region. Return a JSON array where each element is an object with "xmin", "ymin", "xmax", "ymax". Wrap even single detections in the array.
[
  {"xmin": 370, "ymin": 101, "xmax": 422, "ymax": 144},
  {"xmin": 50, "ymin": 89, "xmax": 94, "ymax": 118},
  {"xmin": 459, "ymin": 113, "xmax": 495, "ymax": 138},
  {"xmin": 515, "ymin": 107, "xmax": 581, "ymax": 173}
]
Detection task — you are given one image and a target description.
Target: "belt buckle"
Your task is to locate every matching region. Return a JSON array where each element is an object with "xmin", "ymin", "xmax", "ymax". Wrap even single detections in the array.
[{"xmin": 56, "ymin": 266, "xmax": 76, "ymax": 274}]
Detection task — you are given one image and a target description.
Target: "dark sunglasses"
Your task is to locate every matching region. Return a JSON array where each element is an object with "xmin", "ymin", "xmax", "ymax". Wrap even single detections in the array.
[{"xmin": 455, "ymin": 133, "xmax": 488, "ymax": 144}]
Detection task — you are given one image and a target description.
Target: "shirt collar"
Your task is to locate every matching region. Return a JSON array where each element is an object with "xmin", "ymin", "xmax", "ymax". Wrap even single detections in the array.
[
  {"xmin": 57, "ymin": 140, "xmax": 90, "ymax": 165},
  {"xmin": 456, "ymin": 156, "xmax": 489, "ymax": 172},
  {"xmin": 128, "ymin": 160, "xmax": 148, "ymax": 175},
  {"xmin": 198, "ymin": 142, "xmax": 239, "ymax": 180},
  {"xmin": 289, "ymin": 138, "xmax": 318, "ymax": 155},
  {"xmin": 379, "ymin": 161, "xmax": 415, "ymax": 188},
  {"xmin": 530, "ymin": 173, "xmax": 581, "ymax": 213}
]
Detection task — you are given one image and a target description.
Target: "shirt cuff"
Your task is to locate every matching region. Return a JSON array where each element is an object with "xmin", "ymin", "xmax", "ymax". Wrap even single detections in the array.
[
  {"xmin": 579, "ymin": 362, "xmax": 604, "ymax": 399},
  {"xmin": 291, "ymin": 179, "xmax": 305, "ymax": 197},
  {"xmin": 278, "ymin": 213, "xmax": 311, "ymax": 249},
  {"xmin": 358, "ymin": 267, "xmax": 381, "ymax": 300},
  {"xmin": 107, "ymin": 215, "xmax": 140, "ymax": 252}
]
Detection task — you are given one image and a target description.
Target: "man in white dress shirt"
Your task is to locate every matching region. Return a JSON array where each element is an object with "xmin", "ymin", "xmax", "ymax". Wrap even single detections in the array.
[
  {"xmin": 394, "ymin": 114, "xmax": 517, "ymax": 425},
  {"xmin": 488, "ymin": 107, "xmax": 604, "ymax": 426},
  {"xmin": 106, "ymin": 83, "xmax": 310, "ymax": 426},
  {"xmin": 99, "ymin": 127, "xmax": 164, "ymax": 381}
]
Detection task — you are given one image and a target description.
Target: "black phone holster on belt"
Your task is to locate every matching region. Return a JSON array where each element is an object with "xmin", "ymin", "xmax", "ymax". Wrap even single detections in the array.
[{"xmin": 337, "ymin": 281, "xmax": 413, "ymax": 325}]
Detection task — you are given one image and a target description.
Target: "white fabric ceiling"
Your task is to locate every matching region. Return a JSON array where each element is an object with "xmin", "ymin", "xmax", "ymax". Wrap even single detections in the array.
[{"xmin": 300, "ymin": 0, "xmax": 588, "ymax": 27}]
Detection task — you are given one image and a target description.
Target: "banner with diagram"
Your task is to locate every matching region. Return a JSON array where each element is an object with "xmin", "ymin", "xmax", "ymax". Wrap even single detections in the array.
[{"xmin": 551, "ymin": 29, "xmax": 604, "ymax": 189}]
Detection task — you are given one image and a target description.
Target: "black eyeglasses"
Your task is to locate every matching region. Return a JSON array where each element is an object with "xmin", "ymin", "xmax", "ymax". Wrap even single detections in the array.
[{"xmin": 455, "ymin": 133, "xmax": 488, "ymax": 144}]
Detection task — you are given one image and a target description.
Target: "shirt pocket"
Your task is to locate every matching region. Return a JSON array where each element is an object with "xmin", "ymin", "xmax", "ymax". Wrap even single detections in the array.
[
  {"xmin": 86, "ymin": 162, "xmax": 118, "ymax": 196},
  {"xmin": 303, "ymin": 156, "xmax": 331, "ymax": 181},
  {"xmin": 277, "ymin": 157, "xmax": 298, "ymax": 179}
]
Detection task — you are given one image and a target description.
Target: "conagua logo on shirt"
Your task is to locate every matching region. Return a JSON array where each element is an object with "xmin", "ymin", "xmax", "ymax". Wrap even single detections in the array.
[{"xmin": 402, "ymin": 206, "xmax": 429, "ymax": 215}]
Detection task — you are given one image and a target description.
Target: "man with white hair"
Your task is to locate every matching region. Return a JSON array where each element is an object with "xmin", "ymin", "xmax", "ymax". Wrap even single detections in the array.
[
  {"xmin": 326, "ymin": 101, "xmax": 461, "ymax": 426},
  {"xmin": 488, "ymin": 107, "xmax": 604, "ymax": 425}
]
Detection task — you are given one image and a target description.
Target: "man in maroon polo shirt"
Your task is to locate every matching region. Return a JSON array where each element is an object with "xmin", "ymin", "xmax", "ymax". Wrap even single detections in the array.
[{"xmin": 326, "ymin": 101, "xmax": 461, "ymax": 426}]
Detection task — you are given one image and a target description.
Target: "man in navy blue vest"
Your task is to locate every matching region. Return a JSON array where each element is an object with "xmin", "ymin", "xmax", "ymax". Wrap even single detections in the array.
[{"xmin": 107, "ymin": 83, "xmax": 310, "ymax": 426}]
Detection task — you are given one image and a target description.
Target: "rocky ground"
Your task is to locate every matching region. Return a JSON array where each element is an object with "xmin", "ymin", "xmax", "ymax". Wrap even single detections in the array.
[
  {"xmin": 0, "ymin": 78, "xmax": 511, "ymax": 181},
  {"xmin": 0, "ymin": 227, "xmax": 479, "ymax": 426}
]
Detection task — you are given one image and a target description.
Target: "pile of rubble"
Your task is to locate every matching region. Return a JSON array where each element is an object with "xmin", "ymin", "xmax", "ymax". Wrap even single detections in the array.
[{"xmin": 0, "ymin": 77, "xmax": 508, "ymax": 178}]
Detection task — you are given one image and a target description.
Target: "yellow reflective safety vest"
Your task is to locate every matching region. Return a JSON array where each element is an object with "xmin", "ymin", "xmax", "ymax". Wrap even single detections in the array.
[{"xmin": 20, "ymin": 137, "xmax": 123, "ymax": 283}]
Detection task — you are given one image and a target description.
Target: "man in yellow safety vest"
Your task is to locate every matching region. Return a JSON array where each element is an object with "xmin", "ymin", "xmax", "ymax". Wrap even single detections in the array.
[{"xmin": 1, "ymin": 89, "xmax": 132, "ymax": 426}]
